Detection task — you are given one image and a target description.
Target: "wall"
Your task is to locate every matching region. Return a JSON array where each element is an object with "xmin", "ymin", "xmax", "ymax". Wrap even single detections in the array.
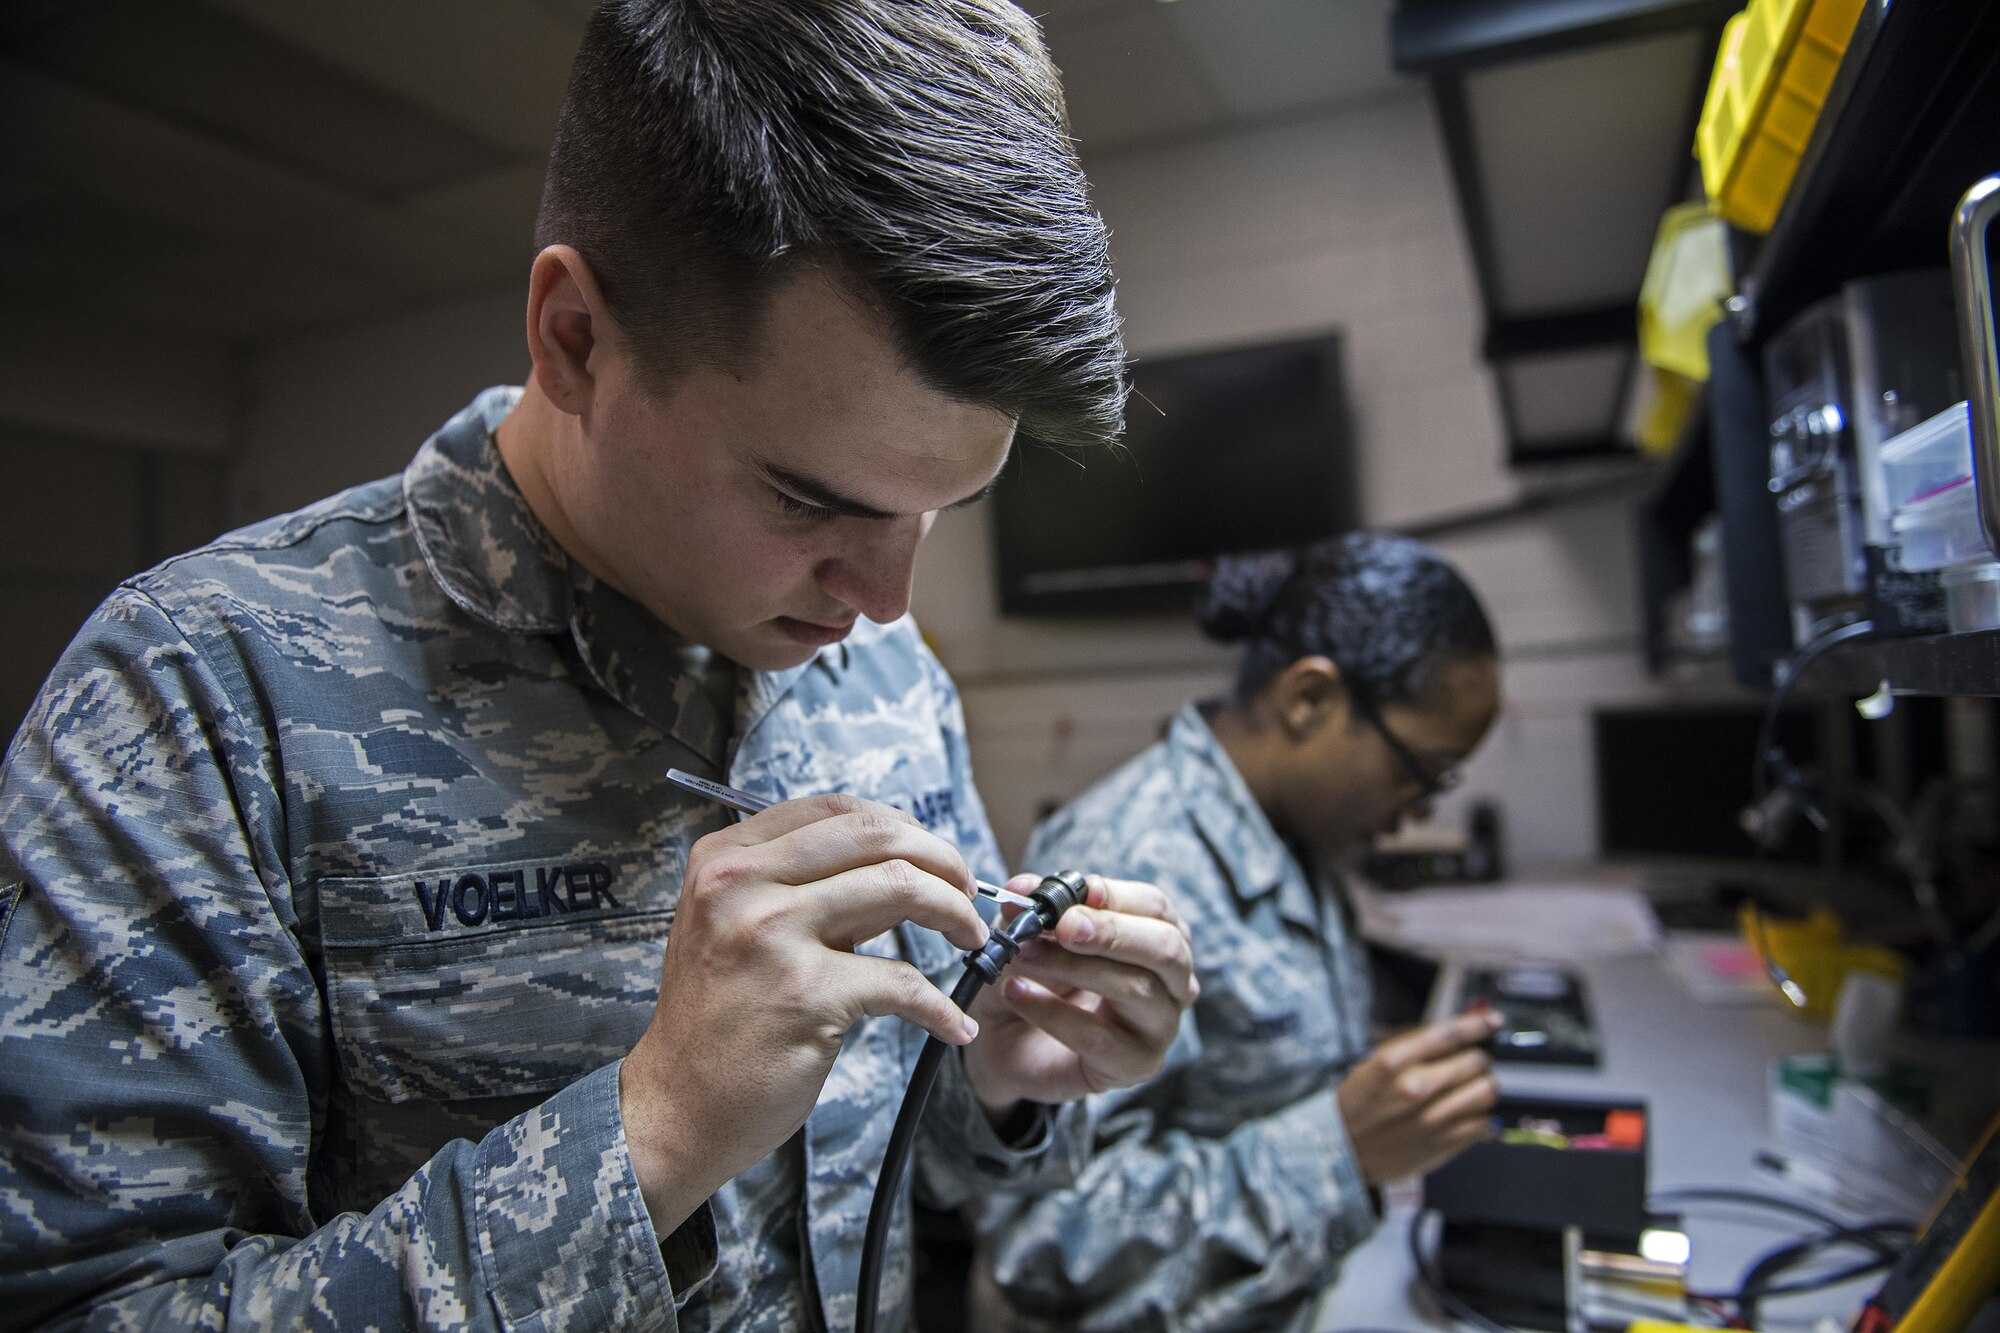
[
  {"xmin": 0, "ymin": 313, "xmax": 234, "ymax": 738},
  {"xmin": 234, "ymin": 286, "xmax": 529, "ymax": 520},
  {"xmin": 0, "ymin": 433, "xmax": 228, "ymax": 735}
]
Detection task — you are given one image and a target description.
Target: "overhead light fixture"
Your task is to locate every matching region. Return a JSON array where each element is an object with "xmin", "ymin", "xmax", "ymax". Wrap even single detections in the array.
[{"xmin": 1393, "ymin": 0, "xmax": 1737, "ymax": 466}]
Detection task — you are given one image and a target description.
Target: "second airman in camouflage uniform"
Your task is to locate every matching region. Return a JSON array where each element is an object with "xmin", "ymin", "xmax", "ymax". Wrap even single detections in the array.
[
  {"xmin": 975, "ymin": 706, "xmax": 1378, "ymax": 1332},
  {"xmin": 977, "ymin": 537, "xmax": 1509, "ymax": 1332}
]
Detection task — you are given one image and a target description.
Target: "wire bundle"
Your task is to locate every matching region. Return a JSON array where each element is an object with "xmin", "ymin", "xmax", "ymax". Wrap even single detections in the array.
[
  {"xmin": 1390, "ymin": 1188, "xmax": 1916, "ymax": 1331},
  {"xmin": 1661, "ymin": 1188, "xmax": 1915, "ymax": 1330}
]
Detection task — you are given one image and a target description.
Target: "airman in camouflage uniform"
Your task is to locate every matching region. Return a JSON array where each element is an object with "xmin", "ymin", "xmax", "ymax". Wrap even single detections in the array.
[
  {"xmin": 978, "ymin": 535, "xmax": 1508, "ymax": 1333},
  {"xmin": 1, "ymin": 1, "xmax": 1206, "ymax": 1326},
  {"xmin": 0, "ymin": 374, "xmax": 1212, "ymax": 1333},
  {"xmin": 0, "ymin": 388, "xmax": 1080, "ymax": 1331}
]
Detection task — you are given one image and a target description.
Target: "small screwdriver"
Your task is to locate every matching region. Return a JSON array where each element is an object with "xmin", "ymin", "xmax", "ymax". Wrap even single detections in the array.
[{"xmin": 664, "ymin": 768, "xmax": 1037, "ymax": 907}]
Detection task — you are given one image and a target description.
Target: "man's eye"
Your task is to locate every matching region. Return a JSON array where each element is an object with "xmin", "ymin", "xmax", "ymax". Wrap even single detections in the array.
[{"xmin": 774, "ymin": 490, "xmax": 838, "ymax": 523}]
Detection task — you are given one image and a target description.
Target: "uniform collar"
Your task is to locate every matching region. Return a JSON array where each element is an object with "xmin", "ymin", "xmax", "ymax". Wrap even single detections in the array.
[
  {"xmin": 404, "ymin": 385, "xmax": 572, "ymax": 634},
  {"xmin": 404, "ymin": 387, "xmax": 829, "ymax": 761},
  {"xmin": 1170, "ymin": 703, "xmax": 1320, "ymax": 932}
]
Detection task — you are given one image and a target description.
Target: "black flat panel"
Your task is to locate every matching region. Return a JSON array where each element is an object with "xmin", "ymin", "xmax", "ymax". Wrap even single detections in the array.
[{"xmin": 992, "ymin": 335, "xmax": 1353, "ymax": 617}]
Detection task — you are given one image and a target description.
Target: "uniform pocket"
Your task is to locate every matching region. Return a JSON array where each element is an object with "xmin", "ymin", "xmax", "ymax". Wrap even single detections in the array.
[{"xmin": 316, "ymin": 847, "xmax": 677, "ymax": 1104}]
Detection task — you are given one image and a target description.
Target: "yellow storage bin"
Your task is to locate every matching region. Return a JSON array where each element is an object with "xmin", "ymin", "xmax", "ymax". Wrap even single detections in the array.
[
  {"xmin": 1696, "ymin": 0, "xmax": 1867, "ymax": 234},
  {"xmin": 1740, "ymin": 905, "xmax": 1906, "ymax": 1020}
]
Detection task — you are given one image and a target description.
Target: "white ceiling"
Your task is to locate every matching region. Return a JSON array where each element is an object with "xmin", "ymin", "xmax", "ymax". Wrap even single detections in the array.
[{"xmin": 0, "ymin": 0, "xmax": 1406, "ymax": 343}]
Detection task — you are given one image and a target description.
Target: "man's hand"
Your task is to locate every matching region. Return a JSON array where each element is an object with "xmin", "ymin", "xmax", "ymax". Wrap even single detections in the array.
[
  {"xmin": 962, "ymin": 874, "xmax": 1198, "ymax": 1114},
  {"xmin": 620, "ymin": 794, "xmax": 990, "ymax": 1234},
  {"xmin": 1336, "ymin": 1010, "xmax": 1503, "ymax": 1186}
]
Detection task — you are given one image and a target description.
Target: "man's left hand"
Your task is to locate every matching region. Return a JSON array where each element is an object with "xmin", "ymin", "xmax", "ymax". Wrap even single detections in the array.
[{"xmin": 961, "ymin": 874, "xmax": 1197, "ymax": 1115}]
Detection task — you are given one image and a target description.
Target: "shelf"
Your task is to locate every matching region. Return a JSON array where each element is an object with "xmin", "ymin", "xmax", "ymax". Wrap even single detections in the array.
[
  {"xmin": 1733, "ymin": 0, "xmax": 2000, "ymax": 347},
  {"xmin": 1798, "ymin": 628, "xmax": 2000, "ymax": 698}
]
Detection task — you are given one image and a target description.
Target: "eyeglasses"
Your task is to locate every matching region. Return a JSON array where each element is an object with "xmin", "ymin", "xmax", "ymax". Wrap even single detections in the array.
[{"xmin": 1343, "ymin": 679, "xmax": 1461, "ymax": 805}]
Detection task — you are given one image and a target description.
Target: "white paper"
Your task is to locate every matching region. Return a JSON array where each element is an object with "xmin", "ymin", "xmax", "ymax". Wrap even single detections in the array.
[{"xmin": 1352, "ymin": 880, "xmax": 1661, "ymax": 961}]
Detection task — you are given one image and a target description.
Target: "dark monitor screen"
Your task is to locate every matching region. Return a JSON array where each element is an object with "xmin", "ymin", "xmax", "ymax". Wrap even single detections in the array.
[
  {"xmin": 1594, "ymin": 705, "xmax": 1823, "ymax": 865},
  {"xmin": 993, "ymin": 333, "xmax": 1353, "ymax": 615}
]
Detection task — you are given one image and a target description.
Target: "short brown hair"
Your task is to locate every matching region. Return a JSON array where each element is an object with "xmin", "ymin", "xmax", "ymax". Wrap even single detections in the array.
[{"xmin": 536, "ymin": 0, "xmax": 1126, "ymax": 448}]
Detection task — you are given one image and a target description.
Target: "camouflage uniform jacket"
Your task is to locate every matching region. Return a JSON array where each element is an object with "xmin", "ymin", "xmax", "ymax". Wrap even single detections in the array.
[
  {"xmin": 976, "ymin": 703, "xmax": 1376, "ymax": 1332},
  {"xmin": 0, "ymin": 387, "xmax": 1083, "ymax": 1333}
]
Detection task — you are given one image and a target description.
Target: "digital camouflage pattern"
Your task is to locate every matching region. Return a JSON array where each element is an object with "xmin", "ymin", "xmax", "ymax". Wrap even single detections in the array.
[
  {"xmin": 0, "ymin": 386, "xmax": 1082, "ymax": 1333},
  {"xmin": 981, "ymin": 704, "xmax": 1376, "ymax": 1332}
]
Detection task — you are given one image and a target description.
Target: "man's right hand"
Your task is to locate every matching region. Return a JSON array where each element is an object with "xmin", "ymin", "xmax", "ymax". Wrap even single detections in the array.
[
  {"xmin": 1335, "ymin": 1009, "xmax": 1504, "ymax": 1187},
  {"xmin": 618, "ymin": 793, "xmax": 993, "ymax": 1234}
]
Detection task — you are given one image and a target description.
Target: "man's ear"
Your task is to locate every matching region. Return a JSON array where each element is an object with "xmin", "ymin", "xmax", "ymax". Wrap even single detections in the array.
[
  {"xmin": 524, "ymin": 245, "xmax": 613, "ymax": 418},
  {"xmin": 1273, "ymin": 655, "xmax": 1344, "ymax": 738}
]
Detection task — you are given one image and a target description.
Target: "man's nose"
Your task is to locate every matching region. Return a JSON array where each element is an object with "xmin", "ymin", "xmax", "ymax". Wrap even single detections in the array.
[{"xmin": 817, "ymin": 516, "xmax": 929, "ymax": 623}]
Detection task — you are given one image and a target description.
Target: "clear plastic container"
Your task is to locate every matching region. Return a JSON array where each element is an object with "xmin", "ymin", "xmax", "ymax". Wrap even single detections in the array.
[
  {"xmin": 1941, "ymin": 559, "xmax": 2000, "ymax": 633},
  {"xmin": 1891, "ymin": 477, "xmax": 1995, "ymax": 571},
  {"xmin": 1880, "ymin": 400, "xmax": 1973, "ymax": 514}
]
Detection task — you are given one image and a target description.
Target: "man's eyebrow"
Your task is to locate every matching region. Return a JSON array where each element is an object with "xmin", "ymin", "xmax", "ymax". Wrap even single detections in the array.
[
  {"xmin": 763, "ymin": 464, "xmax": 1001, "ymax": 518},
  {"xmin": 943, "ymin": 476, "xmax": 1002, "ymax": 511}
]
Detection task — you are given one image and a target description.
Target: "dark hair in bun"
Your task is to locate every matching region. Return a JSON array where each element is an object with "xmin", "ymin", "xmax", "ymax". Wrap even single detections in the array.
[
  {"xmin": 1199, "ymin": 532, "xmax": 1496, "ymax": 707},
  {"xmin": 1194, "ymin": 550, "xmax": 1299, "ymax": 642}
]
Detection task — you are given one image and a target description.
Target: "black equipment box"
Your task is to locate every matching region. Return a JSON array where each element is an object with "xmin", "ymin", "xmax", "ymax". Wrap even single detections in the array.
[{"xmin": 1424, "ymin": 1093, "xmax": 1651, "ymax": 1239}]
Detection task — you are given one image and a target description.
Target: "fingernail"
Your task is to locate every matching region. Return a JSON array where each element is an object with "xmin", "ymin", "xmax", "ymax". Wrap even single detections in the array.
[
  {"xmin": 962, "ymin": 1015, "xmax": 980, "ymax": 1042},
  {"xmin": 1068, "ymin": 913, "xmax": 1095, "ymax": 945}
]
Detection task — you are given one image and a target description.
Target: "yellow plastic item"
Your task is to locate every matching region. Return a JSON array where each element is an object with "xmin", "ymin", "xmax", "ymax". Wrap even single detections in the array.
[
  {"xmin": 1640, "ymin": 203, "xmax": 1732, "ymax": 382},
  {"xmin": 1634, "ymin": 202, "xmax": 1733, "ymax": 454},
  {"xmin": 1634, "ymin": 364, "xmax": 1702, "ymax": 457},
  {"xmin": 1740, "ymin": 905, "xmax": 1907, "ymax": 1019},
  {"xmin": 1696, "ymin": 0, "xmax": 1868, "ymax": 234}
]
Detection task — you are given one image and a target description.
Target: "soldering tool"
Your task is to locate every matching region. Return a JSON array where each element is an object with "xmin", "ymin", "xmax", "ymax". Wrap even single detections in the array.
[{"xmin": 665, "ymin": 768, "xmax": 1035, "ymax": 907}]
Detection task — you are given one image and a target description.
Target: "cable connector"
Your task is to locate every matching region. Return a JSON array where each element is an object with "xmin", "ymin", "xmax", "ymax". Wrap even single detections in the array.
[
  {"xmin": 960, "ymin": 870, "xmax": 1089, "ymax": 984},
  {"xmin": 1027, "ymin": 869, "xmax": 1089, "ymax": 927}
]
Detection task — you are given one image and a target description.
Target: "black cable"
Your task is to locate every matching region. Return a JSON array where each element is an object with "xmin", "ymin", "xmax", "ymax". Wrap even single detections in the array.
[
  {"xmin": 1651, "ymin": 1185, "xmax": 1876, "ymax": 1235},
  {"xmin": 1729, "ymin": 1220, "xmax": 1912, "ymax": 1327},
  {"xmin": 853, "ymin": 872, "xmax": 1091, "ymax": 1333},
  {"xmin": 1744, "ymin": 619, "xmax": 1874, "ymax": 1007},
  {"xmin": 1754, "ymin": 1252, "xmax": 1899, "ymax": 1298},
  {"xmin": 1679, "ymin": 1215, "xmax": 1913, "ymax": 1328},
  {"xmin": 1405, "ymin": 1208, "xmax": 1515, "ymax": 1333},
  {"xmin": 1653, "ymin": 1190, "xmax": 1917, "ymax": 1328},
  {"xmin": 1751, "ymin": 618, "xmax": 1875, "ymax": 803}
]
